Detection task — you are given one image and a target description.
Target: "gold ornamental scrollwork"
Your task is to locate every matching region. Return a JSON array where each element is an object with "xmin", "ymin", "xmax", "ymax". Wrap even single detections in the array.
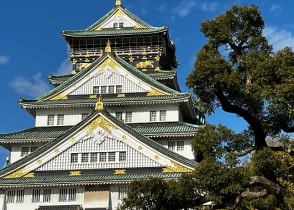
[
  {"xmin": 87, "ymin": 116, "xmax": 117, "ymax": 135},
  {"xmin": 98, "ymin": 58, "xmax": 118, "ymax": 71},
  {"xmin": 147, "ymin": 88, "xmax": 165, "ymax": 96},
  {"xmin": 50, "ymin": 92, "xmax": 68, "ymax": 100},
  {"xmin": 4, "ymin": 168, "xmax": 30, "ymax": 179},
  {"xmin": 163, "ymin": 162, "xmax": 192, "ymax": 173}
]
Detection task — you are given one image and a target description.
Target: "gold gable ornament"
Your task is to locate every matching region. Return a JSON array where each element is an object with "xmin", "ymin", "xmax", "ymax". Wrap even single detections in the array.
[
  {"xmin": 105, "ymin": 39, "xmax": 112, "ymax": 53},
  {"xmin": 95, "ymin": 95, "xmax": 104, "ymax": 111},
  {"xmin": 115, "ymin": 0, "xmax": 122, "ymax": 6}
]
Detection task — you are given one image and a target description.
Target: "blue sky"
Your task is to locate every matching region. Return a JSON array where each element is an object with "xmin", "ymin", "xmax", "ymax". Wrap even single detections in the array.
[{"xmin": 0, "ymin": 0, "xmax": 294, "ymax": 166}]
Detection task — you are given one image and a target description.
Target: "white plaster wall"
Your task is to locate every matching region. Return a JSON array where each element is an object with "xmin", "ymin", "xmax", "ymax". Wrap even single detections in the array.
[
  {"xmin": 10, "ymin": 143, "xmax": 44, "ymax": 164},
  {"xmin": 5, "ymin": 187, "xmax": 84, "ymax": 210},
  {"xmin": 35, "ymin": 108, "xmax": 92, "ymax": 127},
  {"xmin": 157, "ymin": 138, "xmax": 195, "ymax": 160},
  {"xmin": 108, "ymin": 104, "xmax": 180, "ymax": 123}
]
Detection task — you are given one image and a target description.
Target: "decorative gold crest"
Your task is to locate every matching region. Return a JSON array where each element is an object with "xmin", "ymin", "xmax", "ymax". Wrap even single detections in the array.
[
  {"xmin": 114, "ymin": 169, "xmax": 126, "ymax": 175},
  {"xmin": 147, "ymin": 88, "xmax": 165, "ymax": 96},
  {"xmin": 70, "ymin": 171, "xmax": 81, "ymax": 176},
  {"xmin": 87, "ymin": 116, "xmax": 117, "ymax": 135},
  {"xmin": 4, "ymin": 168, "xmax": 30, "ymax": 179},
  {"xmin": 98, "ymin": 58, "xmax": 118, "ymax": 71},
  {"xmin": 163, "ymin": 162, "xmax": 192, "ymax": 173},
  {"xmin": 50, "ymin": 92, "xmax": 68, "ymax": 100}
]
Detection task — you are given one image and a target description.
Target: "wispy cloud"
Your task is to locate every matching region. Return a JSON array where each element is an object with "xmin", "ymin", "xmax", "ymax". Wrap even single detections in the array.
[
  {"xmin": 0, "ymin": 55, "xmax": 10, "ymax": 65},
  {"xmin": 10, "ymin": 73, "xmax": 51, "ymax": 98},
  {"xmin": 200, "ymin": 2, "xmax": 218, "ymax": 12},
  {"xmin": 173, "ymin": 0, "xmax": 197, "ymax": 18},
  {"xmin": 270, "ymin": 3, "xmax": 282, "ymax": 14},
  {"xmin": 264, "ymin": 26, "xmax": 294, "ymax": 51},
  {"xmin": 55, "ymin": 59, "xmax": 72, "ymax": 75}
]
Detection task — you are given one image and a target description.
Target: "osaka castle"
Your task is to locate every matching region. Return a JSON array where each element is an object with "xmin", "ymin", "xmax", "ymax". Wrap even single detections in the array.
[{"xmin": 0, "ymin": 1, "xmax": 204, "ymax": 209}]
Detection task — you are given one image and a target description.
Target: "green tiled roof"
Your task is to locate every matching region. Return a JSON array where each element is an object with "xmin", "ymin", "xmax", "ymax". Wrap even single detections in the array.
[
  {"xmin": 0, "ymin": 122, "xmax": 200, "ymax": 142},
  {"xmin": 132, "ymin": 122, "xmax": 200, "ymax": 137},
  {"xmin": 62, "ymin": 27, "xmax": 167, "ymax": 37},
  {"xmin": 48, "ymin": 70, "xmax": 176, "ymax": 86},
  {"xmin": 0, "ymin": 126, "xmax": 71, "ymax": 142},
  {"xmin": 0, "ymin": 110, "xmax": 197, "ymax": 178},
  {"xmin": 0, "ymin": 172, "xmax": 183, "ymax": 187},
  {"xmin": 38, "ymin": 205, "xmax": 82, "ymax": 210},
  {"xmin": 62, "ymin": 3, "xmax": 167, "ymax": 38},
  {"xmin": 20, "ymin": 94, "xmax": 190, "ymax": 109}
]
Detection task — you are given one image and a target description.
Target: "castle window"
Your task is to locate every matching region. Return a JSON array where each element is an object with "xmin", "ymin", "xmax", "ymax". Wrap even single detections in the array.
[
  {"xmin": 43, "ymin": 189, "xmax": 51, "ymax": 203},
  {"xmin": 119, "ymin": 186, "xmax": 128, "ymax": 200},
  {"xmin": 90, "ymin": 153, "xmax": 98, "ymax": 162},
  {"xmin": 59, "ymin": 188, "xmax": 76, "ymax": 202},
  {"xmin": 115, "ymin": 112, "xmax": 123, "ymax": 121},
  {"xmin": 101, "ymin": 86, "xmax": 107, "ymax": 94},
  {"xmin": 47, "ymin": 114, "xmax": 54, "ymax": 126},
  {"xmin": 160, "ymin": 110, "xmax": 166, "ymax": 121},
  {"xmin": 168, "ymin": 142, "xmax": 176, "ymax": 151},
  {"xmin": 32, "ymin": 189, "xmax": 41, "ymax": 203},
  {"xmin": 108, "ymin": 152, "xmax": 116, "ymax": 162},
  {"xmin": 70, "ymin": 153, "xmax": 78, "ymax": 163},
  {"xmin": 100, "ymin": 152, "xmax": 107, "ymax": 162},
  {"xmin": 119, "ymin": 152, "xmax": 126, "ymax": 161},
  {"xmin": 116, "ymin": 85, "xmax": 122, "ymax": 93},
  {"xmin": 177, "ymin": 141, "xmax": 184, "ymax": 151},
  {"xmin": 150, "ymin": 110, "xmax": 157, "ymax": 122},
  {"xmin": 125, "ymin": 111, "xmax": 132, "ymax": 122},
  {"xmin": 93, "ymin": 86, "xmax": 100, "ymax": 94},
  {"xmin": 81, "ymin": 153, "xmax": 89, "ymax": 163},
  {"xmin": 57, "ymin": 114, "xmax": 64, "ymax": 125},
  {"xmin": 21, "ymin": 146, "xmax": 38, "ymax": 157},
  {"xmin": 16, "ymin": 190, "xmax": 24, "ymax": 203},
  {"xmin": 109, "ymin": 85, "xmax": 115, "ymax": 93},
  {"xmin": 7, "ymin": 190, "xmax": 15, "ymax": 203}
]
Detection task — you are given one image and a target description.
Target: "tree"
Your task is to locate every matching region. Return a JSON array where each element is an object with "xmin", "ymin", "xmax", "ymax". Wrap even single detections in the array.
[
  {"xmin": 192, "ymin": 124, "xmax": 294, "ymax": 209},
  {"xmin": 119, "ymin": 176, "xmax": 203, "ymax": 210},
  {"xmin": 186, "ymin": 4, "xmax": 294, "ymax": 150}
]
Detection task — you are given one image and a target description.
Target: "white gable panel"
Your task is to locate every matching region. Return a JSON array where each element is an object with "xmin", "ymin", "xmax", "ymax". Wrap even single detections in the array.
[
  {"xmin": 98, "ymin": 10, "xmax": 143, "ymax": 29},
  {"xmin": 68, "ymin": 57, "xmax": 155, "ymax": 96},
  {"xmin": 36, "ymin": 133, "xmax": 161, "ymax": 171}
]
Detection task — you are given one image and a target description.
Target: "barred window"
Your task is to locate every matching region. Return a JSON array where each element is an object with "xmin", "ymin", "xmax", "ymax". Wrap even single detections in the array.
[
  {"xmin": 119, "ymin": 186, "xmax": 128, "ymax": 200},
  {"xmin": 47, "ymin": 114, "xmax": 54, "ymax": 126},
  {"xmin": 150, "ymin": 110, "xmax": 157, "ymax": 122},
  {"xmin": 109, "ymin": 85, "xmax": 115, "ymax": 93},
  {"xmin": 16, "ymin": 190, "xmax": 24, "ymax": 203},
  {"xmin": 43, "ymin": 189, "xmax": 51, "ymax": 203},
  {"xmin": 100, "ymin": 152, "xmax": 107, "ymax": 162},
  {"xmin": 68, "ymin": 188, "xmax": 76, "ymax": 201},
  {"xmin": 59, "ymin": 188, "xmax": 68, "ymax": 202},
  {"xmin": 125, "ymin": 112, "xmax": 132, "ymax": 122},
  {"xmin": 90, "ymin": 153, "xmax": 98, "ymax": 162},
  {"xmin": 177, "ymin": 141, "xmax": 184, "ymax": 151},
  {"xmin": 71, "ymin": 153, "xmax": 78, "ymax": 163},
  {"xmin": 93, "ymin": 86, "xmax": 99, "ymax": 94},
  {"xmin": 32, "ymin": 189, "xmax": 41, "ymax": 203},
  {"xmin": 57, "ymin": 114, "xmax": 64, "ymax": 125},
  {"xmin": 101, "ymin": 86, "xmax": 107, "ymax": 94},
  {"xmin": 159, "ymin": 110, "xmax": 166, "ymax": 121},
  {"xmin": 119, "ymin": 152, "xmax": 126, "ymax": 162},
  {"xmin": 116, "ymin": 85, "xmax": 122, "ymax": 93},
  {"xmin": 108, "ymin": 152, "xmax": 116, "ymax": 162},
  {"xmin": 115, "ymin": 112, "xmax": 123, "ymax": 121},
  {"xmin": 7, "ymin": 190, "xmax": 15, "ymax": 203},
  {"xmin": 81, "ymin": 153, "xmax": 89, "ymax": 163},
  {"xmin": 21, "ymin": 147, "xmax": 30, "ymax": 156},
  {"xmin": 168, "ymin": 142, "xmax": 176, "ymax": 151}
]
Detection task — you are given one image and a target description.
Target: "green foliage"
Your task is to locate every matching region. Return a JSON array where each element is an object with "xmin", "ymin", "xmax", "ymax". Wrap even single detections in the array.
[
  {"xmin": 186, "ymin": 4, "xmax": 294, "ymax": 149},
  {"xmin": 119, "ymin": 176, "xmax": 202, "ymax": 210}
]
